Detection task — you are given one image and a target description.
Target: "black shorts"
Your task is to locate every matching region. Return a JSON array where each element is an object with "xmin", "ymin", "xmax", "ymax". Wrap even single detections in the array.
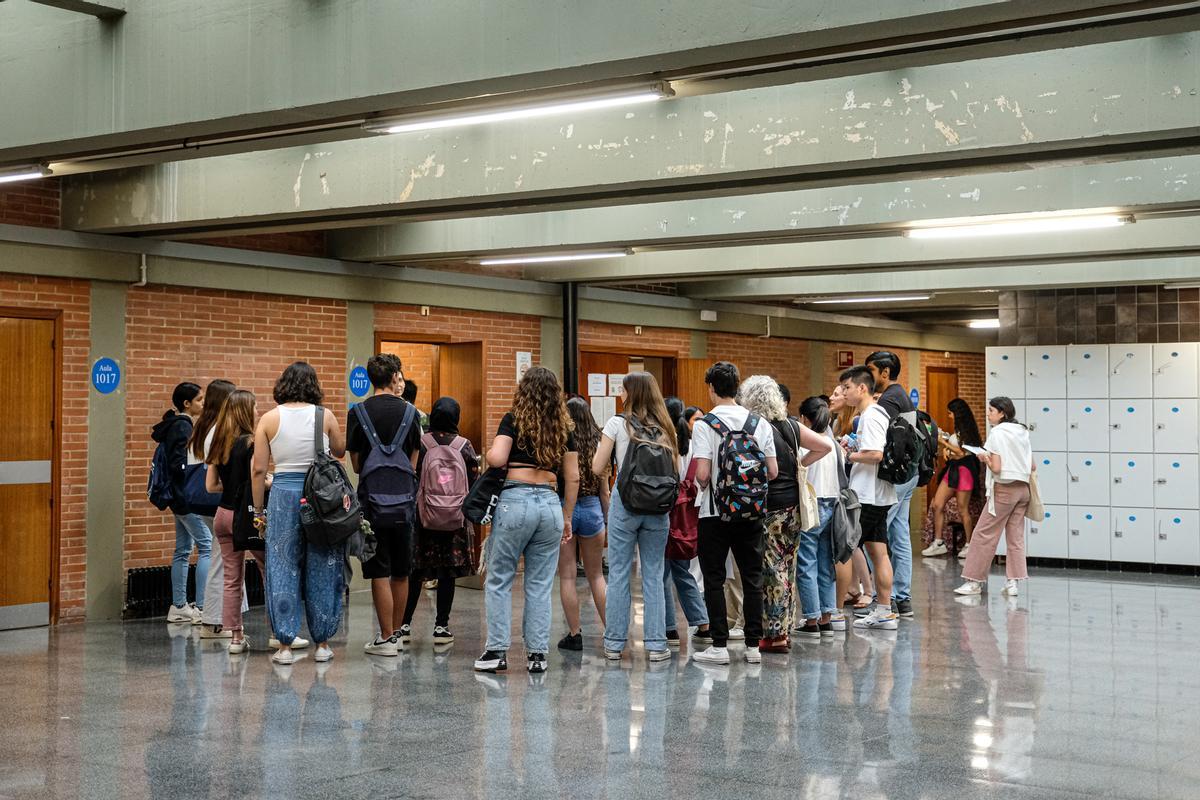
[
  {"xmin": 859, "ymin": 504, "xmax": 893, "ymax": 544},
  {"xmin": 363, "ymin": 522, "xmax": 414, "ymax": 580}
]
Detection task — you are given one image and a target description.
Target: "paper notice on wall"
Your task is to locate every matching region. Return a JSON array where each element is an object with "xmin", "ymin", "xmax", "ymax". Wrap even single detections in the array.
[
  {"xmin": 608, "ymin": 373, "xmax": 625, "ymax": 396},
  {"xmin": 587, "ymin": 373, "xmax": 607, "ymax": 397},
  {"xmin": 590, "ymin": 396, "xmax": 607, "ymax": 425},
  {"xmin": 516, "ymin": 351, "xmax": 533, "ymax": 381}
]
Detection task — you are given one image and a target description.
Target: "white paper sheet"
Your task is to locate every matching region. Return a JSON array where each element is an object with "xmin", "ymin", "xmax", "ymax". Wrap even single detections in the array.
[{"xmin": 587, "ymin": 373, "xmax": 607, "ymax": 396}]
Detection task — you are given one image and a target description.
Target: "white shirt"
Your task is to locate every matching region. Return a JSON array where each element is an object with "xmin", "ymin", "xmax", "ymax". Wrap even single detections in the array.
[
  {"xmin": 848, "ymin": 403, "xmax": 897, "ymax": 507},
  {"xmin": 690, "ymin": 404, "xmax": 777, "ymax": 519},
  {"xmin": 803, "ymin": 430, "xmax": 841, "ymax": 499},
  {"xmin": 186, "ymin": 426, "xmax": 215, "ymax": 467}
]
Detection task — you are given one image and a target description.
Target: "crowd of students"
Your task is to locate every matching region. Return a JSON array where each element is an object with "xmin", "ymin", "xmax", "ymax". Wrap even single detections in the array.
[{"xmin": 154, "ymin": 349, "xmax": 1036, "ymax": 672}]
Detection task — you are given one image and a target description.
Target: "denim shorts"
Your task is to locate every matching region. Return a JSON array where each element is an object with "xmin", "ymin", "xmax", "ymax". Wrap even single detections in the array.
[{"xmin": 572, "ymin": 495, "xmax": 605, "ymax": 538}]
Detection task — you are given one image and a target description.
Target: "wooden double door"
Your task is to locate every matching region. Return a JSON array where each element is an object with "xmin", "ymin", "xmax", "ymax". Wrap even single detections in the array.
[{"xmin": 378, "ymin": 336, "xmax": 485, "ymax": 453}]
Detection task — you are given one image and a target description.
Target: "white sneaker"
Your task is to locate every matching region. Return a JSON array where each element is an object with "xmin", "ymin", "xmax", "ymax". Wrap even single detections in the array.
[
  {"xmin": 744, "ymin": 646, "xmax": 762, "ymax": 664},
  {"xmin": 1001, "ymin": 580, "xmax": 1020, "ymax": 596},
  {"xmin": 228, "ymin": 637, "xmax": 250, "ymax": 654},
  {"xmin": 199, "ymin": 624, "xmax": 232, "ymax": 640},
  {"xmin": 271, "ymin": 648, "xmax": 295, "ymax": 665},
  {"xmin": 727, "ymin": 627, "xmax": 746, "ymax": 641},
  {"xmin": 853, "ymin": 607, "xmax": 899, "ymax": 630},
  {"xmin": 648, "ymin": 649, "xmax": 672, "ymax": 663},
  {"xmin": 314, "ymin": 644, "xmax": 334, "ymax": 663},
  {"xmin": 189, "ymin": 605, "xmax": 203, "ymax": 625},
  {"xmin": 691, "ymin": 645, "xmax": 731, "ymax": 665},
  {"xmin": 922, "ymin": 540, "xmax": 948, "ymax": 557},
  {"xmin": 958, "ymin": 544, "xmax": 971, "ymax": 560},
  {"xmin": 954, "ymin": 580, "xmax": 983, "ymax": 595},
  {"xmin": 604, "ymin": 649, "xmax": 623, "ymax": 661},
  {"xmin": 269, "ymin": 636, "xmax": 310, "ymax": 649},
  {"xmin": 364, "ymin": 637, "xmax": 398, "ymax": 657},
  {"xmin": 166, "ymin": 604, "xmax": 195, "ymax": 623},
  {"xmin": 829, "ymin": 613, "xmax": 847, "ymax": 632}
]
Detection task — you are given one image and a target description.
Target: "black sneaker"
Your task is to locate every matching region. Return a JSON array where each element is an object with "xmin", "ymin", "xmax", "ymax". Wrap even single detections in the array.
[
  {"xmin": 433, "ymin": 626, "xmax": 454, "ymax": 644},
  {"xmin": 666, "ymin": 630, "xmax": 681, "ymax": 649},
  {"xmin": 818, "ymin": 623, "xmax": 835, "ymax": 639},
  {"xmin": 890, "ymin": 599, "xmax": 899, "ymax": 616},
  {"xmin": 527, "ymin": 652, "xmax": 548, "ymax": 673},
  {"xmin": 557, "ymin": 632, "xmax": 583, "ymax": 651},
  {"xmin": 795, "ymin": 623, "xmax": 821, "ymax": 640},
  {"xmin": 853, "ymin": 603, "xmax": 875, "ymax": 617},
  {"xmin": 473, "ymin": 650, "xmax": 507, "ymax": 673},
  {"xmin": 896, "ymin": 599, "xmax": 914, "ymax": 618}
]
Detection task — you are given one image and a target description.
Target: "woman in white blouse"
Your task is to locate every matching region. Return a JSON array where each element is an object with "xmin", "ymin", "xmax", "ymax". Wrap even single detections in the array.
[
  {"xmin": 794, "ymin": 396, "xmax": 846, "ymax": 635},
  {"xmin": 955, "ymin": 397, "xmax": 1035, "ymax": 597}
]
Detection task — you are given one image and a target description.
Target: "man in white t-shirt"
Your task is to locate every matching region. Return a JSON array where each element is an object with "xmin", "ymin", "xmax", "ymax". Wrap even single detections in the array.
[
  {"xmin": 689, "ymin": 362, "xmax": 779, "ymax": 665},
  {"xmin": 840, "ymin": 365, "xmax": 899, "ymax": 630}
]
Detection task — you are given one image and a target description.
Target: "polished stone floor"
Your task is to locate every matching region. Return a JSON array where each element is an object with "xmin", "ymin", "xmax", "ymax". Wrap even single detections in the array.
[{"xmin": 2, "ymin": 558, "xmax": 1199, "ymax": 800}]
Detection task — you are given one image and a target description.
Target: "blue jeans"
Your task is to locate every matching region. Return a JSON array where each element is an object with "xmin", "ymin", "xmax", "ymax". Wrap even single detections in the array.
[
  {"xmin": 796, "ymin": 498, "xmax": 837, "ymax": 619},
  {"xmin": 171, "ymin": 513, "xmax": 212, "ymax": 608},
  {"xmin": 604, "ymin": 489, "xmax": 669, "ymax": 653},
  {"xmin": 484, "ymin": 483, "xmax": 563, "ymax": 654},
  {"xmin": 264, "ymin": 473, "xmax": 345, "ymax": 645},
  {"xmin": 664, "ymin": 558, "xmax": 708, "ymax": 632},
  {"xmin": 886, "ymin": 473, "xmax": 919, "ymax": 603}
]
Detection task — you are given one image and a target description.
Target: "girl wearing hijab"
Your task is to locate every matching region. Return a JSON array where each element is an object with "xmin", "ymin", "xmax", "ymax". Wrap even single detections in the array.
[{"xmin": 402, "ymin": 397, "xmax": 480, "ymax": 645}]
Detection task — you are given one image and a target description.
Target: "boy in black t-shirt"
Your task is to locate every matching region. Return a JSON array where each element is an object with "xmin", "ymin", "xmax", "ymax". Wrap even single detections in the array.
[{"xmin": 347, "ymin": 353, "xmax": 423, "ymax": 656}]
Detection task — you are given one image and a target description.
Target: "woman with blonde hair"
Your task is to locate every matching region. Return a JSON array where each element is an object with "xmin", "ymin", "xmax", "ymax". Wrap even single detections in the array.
[
  {"xmin": 475, "ymin": 367, "xmax": 580, "ymax": 675},
  {"xmin": 736, "ymin": 376, "xmax": 831, "ymax": 652},
  {"xmin": 593, "ymin": 372, "xmax": 679, "ymax": 662}
]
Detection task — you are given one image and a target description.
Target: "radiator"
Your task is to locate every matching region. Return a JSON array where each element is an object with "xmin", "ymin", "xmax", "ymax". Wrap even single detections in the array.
[{"xmin": 124, "ymin": 561, "xmax": 265, "ymax": 619}]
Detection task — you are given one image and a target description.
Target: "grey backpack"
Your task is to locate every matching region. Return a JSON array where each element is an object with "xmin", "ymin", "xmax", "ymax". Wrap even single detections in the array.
[{"xmin": 830, "ymin": 436, "xmax": 862, "ymax": 563}]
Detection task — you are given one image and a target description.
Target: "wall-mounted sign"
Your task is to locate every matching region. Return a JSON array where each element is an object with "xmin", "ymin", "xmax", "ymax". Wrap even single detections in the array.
[
  {"xmin": 587, "ymin": 373, "xmax": 607, "ymax": 397},
  {"xmin": 608, "ymin": 373, "xmax": 625, "ymax": 397},
  {"xmin": 348, "ymin": 365, "xmax": 371, "ymax": 398},
  {"xmin": 516, "ymin": 351, "xmax": 533, "ymax": 381},
  {"xmin": 91, "ymin": 357, "xmax": 121, "ymax": 394},
  {"xmin": 910, "ymin": 388, "xmax": 920, "ymax": 408},
  {"xmin": 837, "ymin": 350, "xmax": 855, "ymax": 368}
]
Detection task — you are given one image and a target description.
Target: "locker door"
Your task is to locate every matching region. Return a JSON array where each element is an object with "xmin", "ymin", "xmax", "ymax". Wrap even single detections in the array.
[
  {"xmin": 1027, "ymin": 505, "xmax": 1068, "ymax": 558},
  {"xmin": 1111, "ymin": 508, "xmax": 1154, "ymax": 563},
  {"xmin": 1025, "ymin": 346, "xmax": 1066, "ymax": 398},
  {"xmin": 1154, "ymin": 454, "xmax": 1200, "ymax": 509},
  {"xmin": 985, "ymin": 347, "xmax": 1025, "ymax": 399},
  {"xmin": 1067, "ymin": 345, "xmax": 1109, "ymax": 398},
  {"xmin": 1154, "ymin": 510, "xmax": 1200, "ymax": 565},
  {"xmin": 1110, "ymin": 455, "xmax": 1154, "ymax": 508},
  {"xmin": 1067, "ymin": 453, "xmax": 1109, "ymax": 506},
  {"xmin": 1027, "ymin": 400, "xmax": 1067, "ymax": 451},
  {"xmin": 1108, "ymin": 400, "xmax": 1153, "ymax": 453},
  {"xmin": 1108, "ymin": 344, "xmax": 1153, "ymax": 398},
  {"xmin": 1068, "ymin": 506, "xmax": 1111, "ymax": 561},
  {"xmin": 1152, "ymin": 343, "xmax": 1199, "ymax": 398},
  {"xmin": 1067, "ymin": 400, "xmax": 1108, "ymax": 452},
  {"xmin": 1034, "ymin": 452, "xmax": 1068, "ymax": 505},
  {"xmin": 1154, "ymin": 399, "xmax": 1199, "ymax": 454}
]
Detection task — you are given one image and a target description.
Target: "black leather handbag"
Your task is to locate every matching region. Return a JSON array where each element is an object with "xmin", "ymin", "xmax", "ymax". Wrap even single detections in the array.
[{"xmin": 463, "ymin": 466, "xmax": 508, "ymax": 525}]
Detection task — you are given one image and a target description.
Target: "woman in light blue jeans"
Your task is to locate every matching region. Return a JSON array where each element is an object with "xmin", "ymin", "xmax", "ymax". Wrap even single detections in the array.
[
  {"xmin": 794, "ymin": 396, "xmax": 843, "ymax": 634},
  {"xmin": 171, "ymin": 513, "xmax": 212, "ymax": 611}
]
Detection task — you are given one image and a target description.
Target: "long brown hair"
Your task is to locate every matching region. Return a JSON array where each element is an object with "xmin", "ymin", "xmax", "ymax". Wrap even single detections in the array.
[
  {"xmin": 189, "ymin": 379, "xmax": 235, "ymax": 459},
  {"xmin": 622, "ymin": 372, "xmax": 678, "ymax": 456},
  {"xmin": 510, "ymin": 366, "xmax": 573, "ymax": 470},
  {"xmin": 566, "ymin": 396, "xmax": 605, "ymax": 495},
  {"xmin": 206, "ymin": 390, "xmax": 257, "ymax": 466}
]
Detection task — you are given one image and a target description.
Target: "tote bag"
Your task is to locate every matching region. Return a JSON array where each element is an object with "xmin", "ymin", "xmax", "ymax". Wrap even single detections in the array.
[
  {"xmin": 1024, "ymin": 471, "xmax": 1046, "ymax": 522},
  {"xmin": 780, "ymin": 419, "xmax": 820, "ymax": 530}
]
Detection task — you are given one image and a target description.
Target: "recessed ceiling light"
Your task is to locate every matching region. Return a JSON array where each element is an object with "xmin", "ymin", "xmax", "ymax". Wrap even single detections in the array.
[
  {"xmin": 478, "ymin": 250, "xmax": 630, "ymax": 266},
  {"xmin": 969, "ymin": 319, "xmax": 1001, "ymax": 329},
  {"xmin": 803, "ymin": 294, "xmax": 931, "ymax": 305},
  {"xmin": 905, "ymin": 214, "xmax": 1130, "ymax": 239},
  {"xmin": 0, "ymin": 164, "xmax": 51, "ymax": 184}
]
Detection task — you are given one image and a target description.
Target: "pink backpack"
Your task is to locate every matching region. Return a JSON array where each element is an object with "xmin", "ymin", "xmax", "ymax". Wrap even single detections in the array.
[{"xmin": 416, "ymin": 433, "xmax": 470, "ymax": 531}]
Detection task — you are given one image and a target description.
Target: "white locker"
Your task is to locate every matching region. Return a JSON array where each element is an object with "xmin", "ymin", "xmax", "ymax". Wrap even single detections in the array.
[
  {"xmin": 1027, "ymin": 400, "xmax": 1067, "ymax": 452},
  {"xmin": 1108, "ymin": 400, "xmax": 1153, "ymax": 453},
  {"xmin": 1111, "ymin": 508, "xmax": 1154, "ymax": 563},
  {"xmin": 1152, "ymin": 343, "xmax": 1199, "ymax": 398},
  {"xmin": 1108, "ymin": 344, "xmax": 1153, "ymax": 398},
  {"xmin": 1067, "ymin": 400, "xmax": 1108, "ymax": 452},
  {"xmin": 1067, "ymin": 453, "xmax": 1109, "ymax": 506},
  {"xmin": 1153, "ymin": 399, "xmax": 1199, "ymax": 454},
  {"xmin": 1027, "ymin": 505, "xmax": 1068, "ymax": 558},
  {"xmin": 1025, "ymin": 346, "xmax": 1066, "ymax": 398},
  {"xmin": 1068, "ymin": 506, "xmax": 1111, "ymax": 561},
  {"xmin": 1034, "ymin": 452, "xmax": 1068, "ymax": 505},
  {"xmin": 1067, "ymin": 345, "xmax": 1110, "ymax": 398},
  {"xmin": 1153, "ymin": 454, "xmax": 1200, "ymax": 509},
  {"xmin": 1154, "ymin": 510, "xmax": 1200, "ymax": 565},
  {"xmin": 1110, "ymin": 455, "xmax": 1155, "ymax": 508},
  {"xmin": 986, "ymin": 347, "xmax": 1026, "ymax": 399}
]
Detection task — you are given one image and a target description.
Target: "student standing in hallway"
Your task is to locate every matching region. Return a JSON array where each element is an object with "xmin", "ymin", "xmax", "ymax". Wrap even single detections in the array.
[
  {"xmin": 663, "ymin": 397, "xmax": 710, "ymax": 650},
  {"xmin": 189, "ymin": 379, "xmax": 235, "ymax": 639}
]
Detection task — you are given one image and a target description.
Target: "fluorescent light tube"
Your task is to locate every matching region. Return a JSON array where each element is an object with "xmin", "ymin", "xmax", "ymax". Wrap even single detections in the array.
[
  {"xmin": 0, "ymin": 164, "xmax": 51, "ymax": 184},
  {"xmin": 366, "ymin": 84, "xmax": 672, "ymax": 135},
  {"xmin": 478, "ymin": 250, "xmax": 629, "ymax": 267},
  {"xmin": 805, "ymin": 294, "xmax": 931, "ymax": 305},
  {"xmin": 1162, "ymin": 282, "xmax": 1200, "ymax": 291},
  {"xmin": 969, "ymin": 319, "xmax": 1001, "ymax": 329},
  {"xmin": 905, "ymin": 214, "xmax": 1129, "ymax": 239}
]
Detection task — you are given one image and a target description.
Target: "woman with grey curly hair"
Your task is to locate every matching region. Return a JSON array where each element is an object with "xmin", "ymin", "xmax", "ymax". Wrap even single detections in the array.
[{"xmin": 737, "ymin": 375, "xmax": 832, "ymax": 651}]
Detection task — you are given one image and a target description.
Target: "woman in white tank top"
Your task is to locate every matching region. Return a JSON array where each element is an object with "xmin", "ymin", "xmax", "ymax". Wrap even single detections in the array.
[{"xmin": 252, "ymin": 362, "xmax": 346, "ymax": 665}]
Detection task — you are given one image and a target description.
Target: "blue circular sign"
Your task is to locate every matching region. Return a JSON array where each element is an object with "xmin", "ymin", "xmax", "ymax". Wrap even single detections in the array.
[
  {"xmin": 909, "ymin": 388, "xmax": 919, "ymax": 408},
  {"xmin": 91, "ymin": 358, "xmax": 120, "ymax": 394},
  {"xmin": 348, "ymin": 366, "xmax": 371, "ymax": 398}
]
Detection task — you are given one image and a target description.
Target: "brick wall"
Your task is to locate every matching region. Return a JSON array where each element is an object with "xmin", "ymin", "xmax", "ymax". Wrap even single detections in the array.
[
  {"xmin": 123, "ymin": 287, "xmax": 347, "ymax": 571},
  {"xmin": 579, "ymin": 321, "xmax": 693, "ymax": 357},
  {"xmin": 0, "ymin": 180, "xmax": 60, "ymax": 228},
  {"xmin": 195, "ymin": 231, "xmax": 328, "ymax": 258},
  {"xmin": 0, "ymin": 275, "xmax": 90, "ymax": 620},
  {"xmin": 707, "ymin": 332, "xmax": 810, "ymax": 403}
]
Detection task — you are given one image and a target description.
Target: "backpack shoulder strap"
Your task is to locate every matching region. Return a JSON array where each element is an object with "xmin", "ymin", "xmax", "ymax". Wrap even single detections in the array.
[
  {"xmin": 451, "ymin": 435, "xmax": 469, "ymax": 452},
  {"xmin": 420, "ymin": 432, "xmax": 438, "ymax": 450},
  {"xmin": 388, "ymin": 403, "xmax": 417, "ymax": 451},
  {"xmin": 702, "ymin": 412, "xmax": 730, "ymax": 437},
  {"xmin": 741, "ymin": 413, "xmax": 761, "ymax": 435},
  {"xmin": 354, "ymin": 402, "xmax": 383, "ymax": 449},
  {"xmin": 312, "ymin": 406, "xmax": 325, "ymax": 459}
]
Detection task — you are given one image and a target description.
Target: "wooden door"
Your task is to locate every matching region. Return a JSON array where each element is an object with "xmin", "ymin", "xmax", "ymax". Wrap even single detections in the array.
[
  {"xmin": 437, "ymin": 342, "xmax": 484, "ymax": 454},
  {"xmin": 580, "ymin": 352, "xmax": 630, "ymax": 417},
  {"xmin": 0, "ymin": 316, "xmax": 55, "ymax": 630},
  {"xmin": 677, "ymin": 358, "xmax": 711, "ymax": 412},
  {"xmin": 926, "ymin": 367, "xmax": 960, "ymax": 434}
]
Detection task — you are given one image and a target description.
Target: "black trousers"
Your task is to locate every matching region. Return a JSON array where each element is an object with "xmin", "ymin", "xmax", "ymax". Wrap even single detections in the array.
[
  {"xmin": 402, "ymin": 568, "xmax": 457, "ymax": 628},
  {"xmin": 697, "ymin": 516, "xmax": 766, "ymax": 647}
]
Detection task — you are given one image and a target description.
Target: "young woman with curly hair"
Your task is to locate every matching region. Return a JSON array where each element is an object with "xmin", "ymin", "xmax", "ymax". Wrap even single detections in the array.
[{"xmin": 475, "ymin": 366, "xmax": 580, "ymax": 675}]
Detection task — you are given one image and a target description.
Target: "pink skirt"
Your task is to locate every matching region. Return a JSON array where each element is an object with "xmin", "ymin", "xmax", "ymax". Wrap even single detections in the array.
[{"xmin": 941, "ymin": 464, "xmax": 976, "ymax": 492}]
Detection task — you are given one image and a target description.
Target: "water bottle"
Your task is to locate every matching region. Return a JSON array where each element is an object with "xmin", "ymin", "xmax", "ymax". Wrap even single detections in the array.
[{"xmin": 299, "ymin": 496, "xmax": 318, "ymax": 526}]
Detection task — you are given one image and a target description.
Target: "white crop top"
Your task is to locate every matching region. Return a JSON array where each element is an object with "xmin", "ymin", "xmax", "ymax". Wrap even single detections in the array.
[{"xmin": 270, "ymin": 404, "xmax": 330, "ymax": 474}]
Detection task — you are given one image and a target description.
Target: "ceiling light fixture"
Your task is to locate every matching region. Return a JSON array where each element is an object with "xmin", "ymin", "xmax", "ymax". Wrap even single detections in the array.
[
  {"xmin": 0, "ymin": 164, "xmax": 52, "ymax": 184},
  {"xmin": 804, "ymin": 294, "xmax": 932, "ymax": 305},
  {"xmin": 969, "ymin": 319, "xmax": 1001, "ymax": 329},
  {"xmin": 365, "ymin": 83, "xmax": 673, "ymax": 135},
  {"xmin": 1162, "ymin": 282, "xmax": 1200, "ymax": 291},
  {"xmin": 905, "ymin": 214, "xmax": 1130, "ymax": 239},
  {"xmin": 478, "ymin": 249, "xmax": 631, "ymax": 266}
]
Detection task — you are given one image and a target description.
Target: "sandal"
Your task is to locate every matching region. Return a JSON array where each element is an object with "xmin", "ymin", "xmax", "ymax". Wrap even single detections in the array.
[{"xmin": 843, "ymin": 590, "xmax": 864, "ymax": 607}]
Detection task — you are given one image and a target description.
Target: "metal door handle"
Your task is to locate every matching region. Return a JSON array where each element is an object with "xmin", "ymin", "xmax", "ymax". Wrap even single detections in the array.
[
  {"xmin": 1071, "ymin": 476, "xmax": 1079, "ymax": 482},
  {"xmin": 989, "ymin": 371, "xmax": 998, "ymax": 377},
  {"xmin": 1071, "ymin": 529, "xmax": 1080, "ymax": 536},
  {"xmin": 1114, "ymin": 477, "xmax": 1122, "ymax": 484},
  {"xmin": 1157, "ymin": 424, "xmax": 1166, "ymax": 430},
  {"xmin": 1070, "ymin": 423, "xmax": 1079, "ymax": 429},
  {"xmin": 1030, "ymin": 527, "xmax": 1039, "ymax": 534},
  {"xmin": 1112, "ymin": 424, "xmax": 1121, "ymax": 429},
  {"xmin": 1156, "ymin": 479, "xmax": 1168, "ymax": 484},
  {"xmin": 1159, "ymin": 533, "xmax": 1168, "ymax": 540},
  {"xmin": 1029, "ymin": 422, "xmax": 1038, "ymax": 430},
  {"xmin": 1114, "ymin": 531, "xmax": 1123, "ymax": 538}
]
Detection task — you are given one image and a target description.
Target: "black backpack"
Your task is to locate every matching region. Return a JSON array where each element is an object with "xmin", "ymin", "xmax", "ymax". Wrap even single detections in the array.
[
  {"xmin": 703, "ymin": 412, "xmax": 769, "ymax": 521},
  {"xmin": 301, "ymin": 407, "xmax": 364, "ymax": 547},
  {"xmin": 878, "ymin": 412, "xmax": 920, "ymax": 485},
  {"xmin": 231, "ymin": 440, "xmax": 266, "ymax": 552},
  {"xmin": 352, "ymin": 402, "xmax": 418, "ymax": 526},
  {"xmin": 147, "ymin": 441, "xmax": 176, "ymax": 511},
  {"xmin": 913, "ymin": 410, "xmax": 939, "ymax": 487},
  {"xmin": 615, "ymin": 416, "xmax": 680, "ymax": 515}
]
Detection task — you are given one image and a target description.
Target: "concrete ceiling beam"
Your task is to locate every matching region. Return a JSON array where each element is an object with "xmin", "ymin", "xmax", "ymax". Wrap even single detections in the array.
[{"xmin": 27, "ymin": 0, "xmax": 124, "ymax": 19}]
